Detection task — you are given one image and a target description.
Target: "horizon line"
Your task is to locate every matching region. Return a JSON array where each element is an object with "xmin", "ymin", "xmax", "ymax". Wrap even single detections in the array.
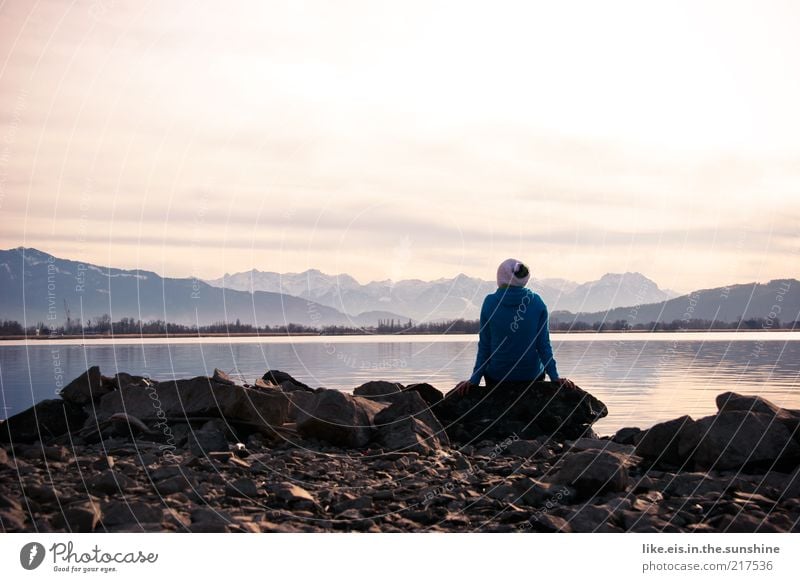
[{"xmin": 6, "ymin": 244, "xmax": 797, "ymax": 297}]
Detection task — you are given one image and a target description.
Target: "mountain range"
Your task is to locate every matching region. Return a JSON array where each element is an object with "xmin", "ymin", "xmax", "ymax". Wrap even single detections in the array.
[
  {"xmin": 552, "ymin": 279, "xmax": 800, "ymax": 327},
  {"xmin": 205, "ymin": 269, "xmax": 680, "ymax": 321},
  {"xmin": 1, "ymin": 247, "xmax": 797, "ymax": 329},
  {"xmin": 0, "ymin": 248, "xmax": 403, "ymax": 328}
]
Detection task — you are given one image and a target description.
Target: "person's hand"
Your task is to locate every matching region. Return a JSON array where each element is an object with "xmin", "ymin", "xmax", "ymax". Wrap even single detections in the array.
[
  {"xmin": 555, "ymin": 377, "xmax": 576, "ymax": 390},
  {"xmin": 453, "ymin": 380, "xmax": 475, "ymax": 396}
]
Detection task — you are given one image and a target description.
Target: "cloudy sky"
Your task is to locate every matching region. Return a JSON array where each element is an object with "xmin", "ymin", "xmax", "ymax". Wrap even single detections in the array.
[{"xmin": 1, "ymin": 0, "xmax": 798, "ymax": 292}]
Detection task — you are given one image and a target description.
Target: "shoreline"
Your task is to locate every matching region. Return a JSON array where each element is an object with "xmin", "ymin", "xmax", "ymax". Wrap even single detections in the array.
[
  {"xmin": 1, "ymin": 368, "xmax": 799, "ymax": 533},
  {"xmin": 2, "ymin": 328, "xmax": 798, "ymax": 343}
]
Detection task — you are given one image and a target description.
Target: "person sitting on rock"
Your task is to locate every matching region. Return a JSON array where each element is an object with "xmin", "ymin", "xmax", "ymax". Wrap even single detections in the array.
[{"xmin": 454, "ymin": 258, "xmax": 575, "ymax": 395}]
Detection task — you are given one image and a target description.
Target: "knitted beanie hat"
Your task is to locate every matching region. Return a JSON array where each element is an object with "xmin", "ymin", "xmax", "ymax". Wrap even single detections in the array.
[{"xmin": 496, "ymin": 258, "xmax": 530, "ymax": 287}]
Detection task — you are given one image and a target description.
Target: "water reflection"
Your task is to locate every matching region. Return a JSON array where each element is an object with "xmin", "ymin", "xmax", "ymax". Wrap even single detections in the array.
[{"xmin": 1, "ymin": 337, "xmax": 798, "ymax": 434}]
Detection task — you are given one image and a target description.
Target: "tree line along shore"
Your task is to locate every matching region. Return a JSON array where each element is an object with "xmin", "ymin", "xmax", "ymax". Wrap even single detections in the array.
[{"xmin": 0, "ymin": 315, "xmax": 798, "ymax": 339}]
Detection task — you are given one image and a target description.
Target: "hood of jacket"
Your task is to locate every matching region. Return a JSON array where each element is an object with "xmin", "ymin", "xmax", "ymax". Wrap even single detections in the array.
[{"xmin": 495, "ymin": 285, "xmax": 534, "ymax": 307}]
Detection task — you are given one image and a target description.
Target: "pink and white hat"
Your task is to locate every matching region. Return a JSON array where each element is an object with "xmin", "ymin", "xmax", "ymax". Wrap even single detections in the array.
[{"xmin": 496, "ymin": 258, "xmax": 530, "ymax": 287}]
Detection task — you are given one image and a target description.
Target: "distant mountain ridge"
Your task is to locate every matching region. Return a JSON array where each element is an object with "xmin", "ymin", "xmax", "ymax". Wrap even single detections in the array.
[
  {"xmin": 552, "ymin": 278, "xmax": 800, "ymax": 327},
  {"xmin": 3, "ymin": 247, "xmax": 795, "ymax": 330},
  {"xmin": 0, "ymin": 248, "xmax": 407, "ymax": 327},
  {"xmin": 205, "ymin": 269, "xmax": 680, "ymax": 321}
]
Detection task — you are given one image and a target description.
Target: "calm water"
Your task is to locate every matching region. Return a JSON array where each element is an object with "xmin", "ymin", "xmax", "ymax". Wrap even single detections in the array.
[{"xmin": 1, "ymin": 333, "xmax": 798, "ymax": 435}]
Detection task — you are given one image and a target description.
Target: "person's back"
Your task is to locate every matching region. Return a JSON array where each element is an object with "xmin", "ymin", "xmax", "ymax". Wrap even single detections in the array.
[
  {"xmin": 454, "ymin": 258, "xmax": 575, "ymax": 394},
  {"xmin": 472, "ymin": 285, "xmax": 556, "ymax": 385}
]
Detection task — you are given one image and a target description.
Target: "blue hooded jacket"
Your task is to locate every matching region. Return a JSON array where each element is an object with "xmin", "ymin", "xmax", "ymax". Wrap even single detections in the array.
[{"xmin": 469, "ymin": 286, "xmax": 559, "ymax": 385}]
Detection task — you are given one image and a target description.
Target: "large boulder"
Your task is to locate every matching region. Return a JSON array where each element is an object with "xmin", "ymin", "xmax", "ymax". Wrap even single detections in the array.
[
  {"xmin": 716, "ymin": 391, "xmax": 782, "ymax": 416},
  {"xmin": 60, "ymin": 366, "xmax": 114, "ymax": 405},
  {"xmin": 188, "ymin": 428, "xmax": 229, "ymax": 457},
  {"xmin": 634, "ymin": 415, "xmax": 696, "ymax": 467},
  {"xmin": 261, "ymin": 370, "xmax": 314, "ymax": 392},
  {"xmin": 612, "ymin": 427, "xmax": 642, "ymax": 445},
  {"xmin": 404, "ymin": 383, "xmax": 444, "ymax": 407},
  {"xmin": 353, "ymin": 381, "xmax": 403, "ymax": 403},
  {"xmin": 295, "ymin": 390, "xmax": 385, "ymax": 448},
  {"xmin": 373, "ymin": 391, "xmax": 449, "ymax": 454},
  {"xmin": 110, "ymin": 372, "xmax": 151, "ymax": 390},
  {"xmin": 0, "ymin": 399, "xmax": 88, "ymax": 444},
  {"xmin": 434, "ymin": 380, "xmax": 607, "ymax": 443},
  {"xmin": 678, "ymin": 410, "xmax": 800, "ymax": 471},
  {"xmin": 97, "ymin": 376, "xmax": 289, "ymax": 427},
  {"xmin": 716, "ymin": 392, "xmax": 800, "ymax": 433},
  {"xmin": 286, "ymin": 390, "xmax": 317, "ymax": 422},
  {"xmin": 549, "ymin": 450, "xmax": 629, "ymax": 498}
]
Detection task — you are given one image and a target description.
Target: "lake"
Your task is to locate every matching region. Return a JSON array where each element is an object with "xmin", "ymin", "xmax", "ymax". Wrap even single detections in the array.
[{"xmin": 1, "ymin": 332, "xmax": 798, "ymax": 435}]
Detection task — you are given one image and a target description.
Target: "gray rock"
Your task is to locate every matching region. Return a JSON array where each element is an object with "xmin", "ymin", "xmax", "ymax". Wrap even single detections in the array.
[
  {"xmin": 101, "ymin": 501, "xmax": 163, "ymax": 526},
  {"xmin": 212, "ymin": 368, "xmax": 236, "ymax": 385},
  {"xmin": 0, "ymin": 399, "xmax": 88, "ymax": 444},
  {"xmin": 506, "ymin": 439, "xmax": 544, "ymax": 458},
  {"xmin": 90, "ymin": 455, "xmax": 114, "ymax": 471},
  {"xmin": 154, "ymin": 474, "xmax": 196, "ymax": 496},
  {"xmin": 87, "ymin": 470, "xmax": 135, "ymax": 495},
  {"xmin": 403, "ymin": 383, "xmax": 444, "ymax": 406},
  {"xmin": 520, "ymin": 513, "xmax": 572, "ymax": 533},
  {"xmin": 0, "ymin": 507, "xmax": 26, "ymax": 530},
  {"xmin": 564, "ymin": 504, "xmax": 613, "ymax": 532},
  {"xmin": 716, "ymin": 391, "xmax": 789, "ymax": 417},
  {"xmin": 24, "ymin": 484, "xmax": 60, "ymax": 503},
  {"xmin": 225, "ymin": 478, "xmax": 259, "ymax": 498},
  {"xmin": 567, "ymin": 437, "xmax": 637, "ymax": 457},
  {"xmin": 435, "ymin": 379, "xmax": 607, "ymax": 443},
  {"xmin": 486, "ymin": 483, "xmax": 518, "ymax": 502},
  {"xmin": 19, "ymin": 444, "xmax": 70, "ymax": 462},
  {"xmin": 97, "ymin": 376, "xmax": 289, "ymax": 427},
  {"xmin": 354, "ymin": 381, "xmax": 404, "ymax": 403},
  {"xmin": 191, "ymin": 507, "xmax": 232, "ymax": 524},
  {"xmin": 149, "ymin": 464, "xmax": 186, "ymax": 481},
  {"xmin": 678, "ymin": 411, "xmax": 800, "ymax": 471},
  {"xmin": 170, "ymin": 423, "xmax": 191, "ymax": 447},
  {"xmin": 634, "ymin": 415, "xmax": 695, "ymax": 466},
  {"xmin": 664, "ymin": 472, "xmax": 727, "ymax": 497},
  {"xmin": 107, "ymin": 412, "xmax": 155, "ymax": 437},
  {"xmin": 376, "ymin": 416, "xmax": 444, "ymax": 454},
  {"xmin": 612, "ymin": 427, "xmax": 642, "ymax": 445},
  {"xmin": 53, "ymin": 502, "xmax": 102, "ymax": 532},
  {"xmin": 188, "ymin": 429, "xmax": 229, "ymax": 456},
  {"xmin": 261, "ymin": 370, "xmax": 313, "ymax": 392},
  {"xmin": 778, "ymin": 466, "xmax": 800, "ymax": 501},
  {"xmin": 716, "ymin": 392, "xmax": 800, "ymax": 432},
  {"xmin": 60, "ymin": 366, "xmax": 113, "ymax": 405},
  {"xmin": 286, "ymin": 390, "xmax": 316, "ymax": 422},
  {"xmin": 515, "ymin": 477, "xmax": 574, "ymax": 507},
  {"xmin": 373, "ymin": 391, "xmax": 449, "ymax": 454},
  {"xmin": 296, "ymin": 389, "xmax": 385, "ymax": 448},
  {"xmin": 111, "ymin": 372, "xmax": 150, "ymax": 390},
  {"xmin": 550, "ymin": 450, "xmax": 629, "ymax": 498},
  {"xmin": 253, "ymin": 378, "xmax": 281, "ymax": 391},
  {"xmin": 273, "ymin": 482, "xmax": 317, "ymax": 509}
]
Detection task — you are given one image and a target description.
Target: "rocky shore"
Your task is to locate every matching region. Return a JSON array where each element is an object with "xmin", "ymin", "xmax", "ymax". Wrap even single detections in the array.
[{"xmin": 1, "ymin": 367, "xmax": 799, "ymax": 533}]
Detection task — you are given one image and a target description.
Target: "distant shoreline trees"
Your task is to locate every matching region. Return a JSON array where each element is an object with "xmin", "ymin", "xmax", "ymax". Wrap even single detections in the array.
[{"xmin": 0, "ymin": 315, "xmax": 797, "ymax": 337}]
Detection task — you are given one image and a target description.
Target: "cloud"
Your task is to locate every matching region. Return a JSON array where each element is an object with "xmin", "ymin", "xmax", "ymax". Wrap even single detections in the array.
[{"xmin": 1, "ymin": 0, "xmax": 799, "ymax": 291}]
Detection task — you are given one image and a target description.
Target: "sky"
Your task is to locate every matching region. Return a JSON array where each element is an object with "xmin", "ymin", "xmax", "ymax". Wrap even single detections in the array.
[{"xmin": 0, "ymin": 0, "xmax": 798, "ymax": 293}]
